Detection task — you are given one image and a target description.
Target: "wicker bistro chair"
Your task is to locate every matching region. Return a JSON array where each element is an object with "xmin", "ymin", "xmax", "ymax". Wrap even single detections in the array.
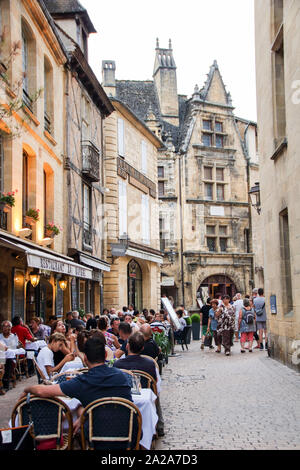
[
  {"xmin": 49, "ymin": 370, "xmax": 85, "ymax": 384},
  {"xmin": 11, "ymin": 394, "xmax": 74, "ymax": 450},
  {"xmin": 130, "ymin": 370, "xmax": 158, "ymax": 397},
  {"xmin": 80, "ymin": 397, "xmax": 142, "ymax": 450}
]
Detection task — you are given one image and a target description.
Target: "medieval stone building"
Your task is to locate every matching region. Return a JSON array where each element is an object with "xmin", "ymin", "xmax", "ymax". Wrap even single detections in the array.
[{"xmin": 102, "ymin": 39, "xmax": 263, "ymax": 312}]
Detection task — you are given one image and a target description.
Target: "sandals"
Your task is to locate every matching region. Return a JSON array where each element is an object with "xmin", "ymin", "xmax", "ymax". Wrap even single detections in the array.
[{"xmin": 241, "ymin": 349, "xmax": 246, "ymax": 353}]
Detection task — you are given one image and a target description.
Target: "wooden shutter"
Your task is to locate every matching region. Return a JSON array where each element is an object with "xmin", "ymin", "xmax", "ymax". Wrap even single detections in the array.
[{"xmin": 118, "ymin": 180, "xmax": 127, "ymax": 236}]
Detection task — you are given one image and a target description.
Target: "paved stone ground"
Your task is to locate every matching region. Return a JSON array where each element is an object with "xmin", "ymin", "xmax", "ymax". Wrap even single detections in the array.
[
  {"xmin": 156, "ymin": 340, "xmax": 300, "ymax": 450},
  {"xmin": 1, "ymin": 342, "xmax": 299, "ymax": 451}
]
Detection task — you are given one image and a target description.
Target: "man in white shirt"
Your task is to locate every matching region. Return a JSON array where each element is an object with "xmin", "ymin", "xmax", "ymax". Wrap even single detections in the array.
[
  {"xmin": 36, "ymin": 332, "xmax": 74, "ymax": 380},
  {"xmin": 233, "ymin": 293, "xmax": 244, "ymax": 342},
  {"xmin": 0, "ymin": 321, "xmax": 19, "ymax": 349}
]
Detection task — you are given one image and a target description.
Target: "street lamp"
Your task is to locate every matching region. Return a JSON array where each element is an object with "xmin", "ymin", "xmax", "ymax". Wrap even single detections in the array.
[
  {"xmin": 249, "ymin": 182, "xmax": 261, "ymax": 215},
  {"xmin": 59, "ymin": 276, "xmax": 68, "ymax": 291},
  {"xmin": 29, "ymin": 269, "xmax": 40, "ymax": 288},
  {"xmin": 166, "ymin": 246, "xmax": 176, "ymax": 263}
]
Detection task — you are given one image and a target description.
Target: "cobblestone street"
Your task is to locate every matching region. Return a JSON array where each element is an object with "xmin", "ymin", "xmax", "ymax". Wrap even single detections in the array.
[
  {"xmin": 156, "ymin": 340, "xmax": 300, "ymax": 450},
  {"xmin": 1, "ymin": 339, "xmax": 299, "ymax": 451}
]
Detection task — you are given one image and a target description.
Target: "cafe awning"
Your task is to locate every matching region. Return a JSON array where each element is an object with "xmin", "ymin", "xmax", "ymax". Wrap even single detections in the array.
[{"xmin": 0, "ymin": 236, "xmax": 93, "ymax": 279}]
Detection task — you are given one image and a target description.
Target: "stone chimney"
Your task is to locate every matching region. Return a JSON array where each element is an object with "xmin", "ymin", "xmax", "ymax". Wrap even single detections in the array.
[{"xmin": 102, "ymin": 60, "xmax": 116, "ymax": 97}]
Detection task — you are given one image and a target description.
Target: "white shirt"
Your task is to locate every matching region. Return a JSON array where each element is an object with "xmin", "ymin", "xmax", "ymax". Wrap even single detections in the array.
[
  {"xmin": 37, "ymin": 346, "xmax": 54, "ymax": 379},
  {"xmin": 0, "ymin": 333, "xmax": 19, "ymax": 349},
  {"xmin": 233, "ymin": 299, "xmax": 244, "ymax": 318},
  {"xmin": 178, "ymin": 317, "xmax": 187, "ymax": 331}
]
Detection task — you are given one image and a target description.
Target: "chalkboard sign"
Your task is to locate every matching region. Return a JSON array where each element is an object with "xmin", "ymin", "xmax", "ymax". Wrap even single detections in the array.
[
  {"xmin": 56, "ymin": 282, "xmax": 64, "ymax": 316},
  {"xmin": 161, "ymin": 297, "xmax": 181, "ymax": 331},
  {"xmin": 270, "ymin": 295, "xmax": 277, "ymax": 314},
  {"xmin": 71, "ymin": 278, "xmax": 78, "ymax": 311}
]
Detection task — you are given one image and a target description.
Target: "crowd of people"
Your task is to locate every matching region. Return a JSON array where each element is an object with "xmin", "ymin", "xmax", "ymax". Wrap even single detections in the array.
[{"xmin": 199, "ymin": 288, "xmax": 267, "ymax": 356}]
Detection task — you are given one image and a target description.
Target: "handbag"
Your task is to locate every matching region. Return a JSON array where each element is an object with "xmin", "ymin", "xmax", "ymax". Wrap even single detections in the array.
[{"xmin": 204, "ymin": 332, "xmax": 212, "ymax": 347}]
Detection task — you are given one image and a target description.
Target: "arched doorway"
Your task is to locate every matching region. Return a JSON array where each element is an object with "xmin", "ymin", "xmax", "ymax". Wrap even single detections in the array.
[
  {"xmin": 127, "ymin": 259, "xmax": 142, "ymax": 311},
  {"xmin": 198, "ymin": 274, "xmax": 237, "ymax": 301}
]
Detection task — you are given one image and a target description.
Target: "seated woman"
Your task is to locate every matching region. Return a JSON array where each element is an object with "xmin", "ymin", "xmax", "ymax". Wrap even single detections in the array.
[
  {"xmin": 36, "ymin": 333, "xmax": 75, "ymax": 380},
  {"xmin": 29, "ymin": 317, "xmax": 50, "ymax": 341},
  {"xmin": 97, "ymin": 316, "xmax": 120, "ymax": 351},
  {"xmin": 50, "ymin": 320, "xmax": 76, "ymax": 367}
]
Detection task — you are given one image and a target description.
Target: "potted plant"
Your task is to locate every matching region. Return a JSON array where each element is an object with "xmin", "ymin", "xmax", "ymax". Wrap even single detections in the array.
[
  {"xmin": 190, "ymin": 313, "xmax": 201, "ymax": 341},
  {"xmin": 25, "ymin": 208, "xmax": 40, "ymax": 225},
  {"xmin": 153, "ymin": 331, "xmax": 171, "ymax": 373},
  {"xmin": 0, "ymin": 190, "xmax": 17, "ymax": 212},
  {"xmin": 184, "ymin": 317, "xmax": 192, "ymax": 344},
  {"xmin": 45, "ymin": 222, "xmax": 62, "ymax": 238}
]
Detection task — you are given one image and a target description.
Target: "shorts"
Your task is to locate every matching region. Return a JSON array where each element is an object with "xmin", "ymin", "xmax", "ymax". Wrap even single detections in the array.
[
  {"xmin": 240, "ymin": 332, "xmax": 254, "ymax": 343},
  {"xmin": 202, "ymin": 325, "xmax": 208, "ymax": 336},
  {"xmin": 256, "ymin": 321, "xmax": 267, "ymax": 330}
]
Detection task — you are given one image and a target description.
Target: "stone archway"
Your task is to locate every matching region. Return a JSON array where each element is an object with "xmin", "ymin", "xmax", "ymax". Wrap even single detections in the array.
[{"xmin": 197, "ymin": 274, "xmax": 238, "ymax": 301}]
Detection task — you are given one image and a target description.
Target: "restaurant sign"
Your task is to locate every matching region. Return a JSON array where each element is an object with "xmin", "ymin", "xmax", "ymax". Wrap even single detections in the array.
[{"xmin": 27, "ymin": 253, "xmax": 93, "ymax": 280}]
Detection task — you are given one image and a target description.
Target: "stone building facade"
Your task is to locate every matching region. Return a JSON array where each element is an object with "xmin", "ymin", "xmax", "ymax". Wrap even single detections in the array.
[
  {"xmin": 102, "ymin": 41, "xmax": 263, "ymax": 311},
  {"xmin": 255, "ymin": 0, "xmax": 300, "ymax": 371},
  {"xmin": 101, "ymin": 85, "xmax": 163, "ymax": 311},
  {"xmin": 0, "ymin": 0, "xmax": 113, "ymax": 322},
  {"xmin": 44, "ymin": 0, "xmax": 114, "ymax": 316}
]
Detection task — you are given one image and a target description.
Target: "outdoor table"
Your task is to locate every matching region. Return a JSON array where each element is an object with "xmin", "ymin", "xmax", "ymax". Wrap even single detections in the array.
[
  {"xmin": 25, "ymin": 340, "xmax": 47, "ymax": 352},
  {"xmin": 5, "ymin": 348, "xmax": 26, "ymax": 361},
  {"xmin": 59, "ymin": 388, "xmax": 158, "ymax": 450},
  {"xmin": 59, "ymin": 358, "xmax": 84, "ymax": 374}
]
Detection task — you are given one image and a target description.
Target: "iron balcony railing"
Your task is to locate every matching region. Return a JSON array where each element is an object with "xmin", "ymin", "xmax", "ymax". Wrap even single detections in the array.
[
  {"xmin": 81, "ymin": 140, "xmax": 100, "ymax": 182},
  {"xmin": 22, "ymin": 88, "xmax": 33, "ymax": 113},
  {"xmin": 44, "ymin": 112, "xmax": 52, "ymax": 134}
]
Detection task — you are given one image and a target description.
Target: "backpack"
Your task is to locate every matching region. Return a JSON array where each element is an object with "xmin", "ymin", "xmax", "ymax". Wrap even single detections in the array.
[
  {"xmin": 255, "ymin": 302, "xmax": 265, "ymax": 317},
  {"xmin": 243, "ymin": 308, "xmax": 254, "ymax": 325}
]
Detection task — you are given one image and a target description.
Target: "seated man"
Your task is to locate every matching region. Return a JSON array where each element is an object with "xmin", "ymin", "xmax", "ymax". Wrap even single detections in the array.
[
  {"xmin": 114, "ymin": 331, "xmax": 165, "ymax": 437},
  {"xmin": 0, "ymin": 320, "xmax": 19, "ymax": 391},
  {"xmin": 139, "ymin": 324, "xmax": 160, "ymax": 359},
  {"xmin": 173, "ymin": 309, "xmax": 187, "ymax": 341},
  {"xmin": 113, "ymin": 331, "xmax": 157, "ymax": 381},
  {"xmin": 114, "ymin": 322, "xmax": 132, "ymax": 358},
  {"xmin": 107, "ymin": 317, "xmax": 120, "ymax": 338},
  {"xmin": 11, "ymin": 316, "xmax": 35, "ymax": 348},
  {"xmin": 149, "ymin": 312, "xmax": 167, "ymax": 335},
  {"xmin": 23, "ymin": 336, "xmax": 132, "ymax": 434},
  {"xmin": 36, "ymin": 333, "xmax": 75, "ymax": 380}
]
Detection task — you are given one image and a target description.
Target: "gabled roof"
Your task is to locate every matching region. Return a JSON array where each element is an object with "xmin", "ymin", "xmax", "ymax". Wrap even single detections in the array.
[
  {"xmin": 43, "ymin": 0, "xmax": 96, "ymax": 33},
  {"xmin": 200, "ymin": 60, "xmax": 232, "ymax": 106}
]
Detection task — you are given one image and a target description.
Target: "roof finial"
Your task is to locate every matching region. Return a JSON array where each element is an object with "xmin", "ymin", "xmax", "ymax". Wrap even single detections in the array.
[
  {"xmin": 156, "ymin": 38, "xmax": 159, "ymax": 49},
  {"xmin": 169, "ymin": 38, "xmax": 172, "ymax": 50}
]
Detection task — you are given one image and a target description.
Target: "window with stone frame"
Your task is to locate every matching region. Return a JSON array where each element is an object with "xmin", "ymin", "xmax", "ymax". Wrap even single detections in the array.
[
  {"xmin": 206, "ymin": 224, "xmax": 229, "ymax": 253},
  {"xmin": 207, "ymin": 237, "xmax": 216, "ymax": 252},
  {"xmin": 203, "ymin": 165, "xmax": 226, "ymax": 201},
  {"xmin": 202, "ymin": 133, "xmax": 212, "ymax": 147},
  {"xmin": 203, "ymin": 119, "xmax": 212, "ymax": 130},
  {"xmin": 158, "ymin": 181, "xmax": 165, "ymax": 197},
  {"xmin": 216, "ymin": 183, "xmax": 225, "ymax": 201},
  {"xmin": 215, "ymin": 121, "xmax": 223, "ymax": 133},
  {"xmin": 204, "ymin": 182, "xmax": 213, "ymax": 200},
  {"xmin": 158, "ymin": 166, "xmax": 164, "ymax": 178},
  {"xmin": 219, "ymin": 237, "xmax": 227, "ymax": 252},
  {"xmin": 215, "ymin": 134, "xmax": 224, "ymax": 148}
]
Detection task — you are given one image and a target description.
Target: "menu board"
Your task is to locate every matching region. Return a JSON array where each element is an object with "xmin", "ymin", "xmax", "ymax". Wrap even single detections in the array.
[{"xmin": 161, "ymin": 297, "xmax": 181, "ymax": 331}]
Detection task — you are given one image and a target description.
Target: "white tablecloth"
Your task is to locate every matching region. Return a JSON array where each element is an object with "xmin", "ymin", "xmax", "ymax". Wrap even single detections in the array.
[
  {"xmin": 5, "ymin": 348, "xmax": 26, "ymax": 360},
  {"xmin": 59, "ymin": 358, "xmax": 84, "ymax": 373},
  {"xmin": 25, "ymin": 340, "xmax": 47, "ymax": 352},
  {"xmin": 60, "ymin": 388, "xmax": 157, "ymax": 450}
]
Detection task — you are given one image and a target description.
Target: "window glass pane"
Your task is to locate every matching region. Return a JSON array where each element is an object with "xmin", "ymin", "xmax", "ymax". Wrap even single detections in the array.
[
  {"xmin": 206, "ymin": 225, "xmax": 215, "ymax": 235},
  {"xmin": 220, "ymin": 238, "xmax": 227, "ymax": 252},
  {"xmin": 202, "ymin": 133, "xmax": 212, "ymax": 146},
  {"xmin": 215, "ymin": 121, "xmax": 223, "ymax": 132},
  {"xmin": 207, "ymin": 237, "xmax": 216, "ymax": 252},
  {"xmin": 216, "ymin": 184, "xmax": 224, "ymax": 201},
  {"xmin": 204, "ymin": 166, "xmax": 213, "ymax": 180},
  {"xmin": 219, "ymin": 226, "xmax": 227, "ymax": 236},
  {"xmin": 203, "ymin": 120, "xmax": 212, "ymax": 130},
  {"xmin": 216, "ymin": 168, "xmax": 224, "ymax": 181},
  {"xmin": 83, "ymin": 184, "xmax": 90, "ymax": 226},
  {"xmin": 205, "ymin": 183, "xmax": 213, "ymax": 200},
  {"xmin": 216, "ymin": 135, "xmax": 224, "ymax": 148},
  {"xmin": 158, "ymin": 166, "xmax": 164, "ymax": 178},
  {"xmin": 158, "ymin": 181, "xmax": 165, "ymax": 197}
]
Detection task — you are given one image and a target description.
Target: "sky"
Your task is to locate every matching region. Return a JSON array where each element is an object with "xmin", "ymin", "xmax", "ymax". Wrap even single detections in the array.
[{"xmin": 80, "ymin": 0, "xmax": 257, "ymax": 122}]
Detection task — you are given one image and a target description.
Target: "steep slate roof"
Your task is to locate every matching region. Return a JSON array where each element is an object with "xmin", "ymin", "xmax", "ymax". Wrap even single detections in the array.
[
  {"xmin": 43, "ymin": 0, "xmax": 96, "ymax": 33},
  {"xmin": 115, "ymin": 80, "xmax": 184, "ymax": 150}
]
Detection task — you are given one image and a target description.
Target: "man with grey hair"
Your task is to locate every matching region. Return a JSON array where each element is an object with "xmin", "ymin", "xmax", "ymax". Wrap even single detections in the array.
[
  {"xmin": 70, "ymin": 311, "xmax": 85, "ymax": 329},
  {"xmin": 0, "ymin": 320, "xmax": 19, "ymax": 391}
]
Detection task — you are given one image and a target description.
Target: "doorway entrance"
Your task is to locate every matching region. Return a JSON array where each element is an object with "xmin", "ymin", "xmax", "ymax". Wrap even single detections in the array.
[
  {"xmin": 198, "ymin": 274, "xmax": 237, "ymax": 300},
  {"xmin": 127, "ymin": 259, "xmax": 142, "ymax": 311}
]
